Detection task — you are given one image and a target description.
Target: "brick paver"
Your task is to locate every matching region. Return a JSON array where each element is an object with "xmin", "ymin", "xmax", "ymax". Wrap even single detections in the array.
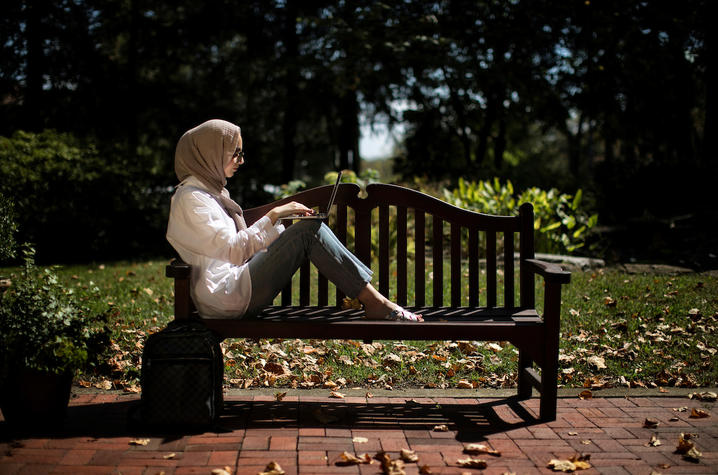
[{"xmin": 1, "ymin": 390, "xmax": 716, "ymax": 474}]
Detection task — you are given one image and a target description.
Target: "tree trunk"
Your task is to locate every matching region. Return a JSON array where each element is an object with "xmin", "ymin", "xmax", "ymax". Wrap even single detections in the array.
[
  {"xmin": 281, "ymin": 0, "xmax": 299, "ymax": 182},
  {"xmin": 493, "ymin": 118, "xmax": 506, "ymax": 170},
  {"xmin": 24, "ymin": 0, "xmax": 45, "ymax": 130},
  {"xmin": 703, "ymin": 13, "xmax": 716, "ymax": 172},
  {"xmin": 338, "ymin": 89, "xmax": 360, "ymax": 173}
]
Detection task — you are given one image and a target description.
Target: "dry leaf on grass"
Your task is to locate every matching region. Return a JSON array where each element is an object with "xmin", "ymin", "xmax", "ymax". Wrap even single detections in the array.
[
  {"xmin": 258, "ymin": 461, "xmax": 285, "ymax": 475},
  {"xmin": 586, "ymin": 355, "xmax": 607, "ymax": 370},
  {"xmin": 456, "ymin": 457, "xmax": 487, "ymax": 469},
  {"xmin": 432, "ymin": 424, "xmax": 449, "ymax": 432},
  {"xmin": 689, "ymin": 408, "xmax": 710, "ymax": 418},
  {"xmin": 463, "ymin": 443, "xmax": 501, "ymax": 456},
  {"xmin": 128, "ymin": 438, "xmax": 150, "ymax": 446},
  {"xmin": 335, "ymin": 451, "xmax": 372, "ymax": 466},
  {"xmin": 400, "ymin": 449, "xmax": 418, "ymax": 462}
]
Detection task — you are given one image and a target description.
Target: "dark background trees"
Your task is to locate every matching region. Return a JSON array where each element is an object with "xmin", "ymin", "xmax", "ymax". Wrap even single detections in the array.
[{"xmin": 0, "ymin": 0, "xmax": 711, "ymax": 264}]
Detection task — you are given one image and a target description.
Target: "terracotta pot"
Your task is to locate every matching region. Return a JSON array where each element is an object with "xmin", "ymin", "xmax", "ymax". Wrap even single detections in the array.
[{"xmin": 0, "ymin": 368, "xmax": 73, "ymax": 427}]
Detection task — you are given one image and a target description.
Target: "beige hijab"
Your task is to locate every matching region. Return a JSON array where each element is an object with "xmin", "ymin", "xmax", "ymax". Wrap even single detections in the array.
[{"xmin": 175, "ymin": 119, "xmax": 246, "ymax": 231}]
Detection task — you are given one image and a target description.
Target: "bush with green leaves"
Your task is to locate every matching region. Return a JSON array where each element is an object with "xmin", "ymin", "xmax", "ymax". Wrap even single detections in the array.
[
  {"xmin": 0, "ymin": 246, "xmax": 111, "ymax": 378},
  {"xmin": 443, "ymin": 177, "xmax": 598, "ymax": 255},
  {"xmin": 0, "ymin": 130, "xmax": 170, "ymax": 262},
  {"xmin": 0, "ymin": 193, "xmax": 18, "ymax": 263}
]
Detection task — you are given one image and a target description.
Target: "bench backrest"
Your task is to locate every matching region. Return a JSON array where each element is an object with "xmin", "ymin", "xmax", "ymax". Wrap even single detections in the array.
[{"xmin": 243, "ymin": 183, "xmax": 536, "ymax": 310}]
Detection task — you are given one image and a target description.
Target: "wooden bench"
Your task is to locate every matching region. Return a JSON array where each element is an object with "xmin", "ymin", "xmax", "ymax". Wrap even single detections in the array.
[{"xmin": 166, "ymin": 182, "xmax": 571, "ymax": 421}]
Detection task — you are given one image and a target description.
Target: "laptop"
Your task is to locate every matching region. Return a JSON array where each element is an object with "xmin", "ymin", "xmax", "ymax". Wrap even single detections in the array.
[{"xmin": 286, "ymin": 171, "xmax": 343, "ymax": 220}]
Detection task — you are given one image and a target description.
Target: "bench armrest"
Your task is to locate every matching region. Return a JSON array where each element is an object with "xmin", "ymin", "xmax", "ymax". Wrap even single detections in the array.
[
  {"xmin": 524, "ymin": 258, "xmax": 571, "ymax": 285},
  {"xmin": 166, "ymin": 259, "xmax": 191, "ymax": 279}
]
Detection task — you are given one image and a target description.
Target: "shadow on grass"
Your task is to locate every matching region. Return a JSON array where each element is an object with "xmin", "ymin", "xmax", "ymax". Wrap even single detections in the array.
[{"xmin": 0, "ymin": 396, "xmax": 541, "ymax": 443}]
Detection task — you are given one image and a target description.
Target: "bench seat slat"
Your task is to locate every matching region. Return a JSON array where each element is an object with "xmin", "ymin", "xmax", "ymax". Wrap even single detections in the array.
[{"xmin": 198, "ymin": 306, "xmax": 543, "ymax": 341}]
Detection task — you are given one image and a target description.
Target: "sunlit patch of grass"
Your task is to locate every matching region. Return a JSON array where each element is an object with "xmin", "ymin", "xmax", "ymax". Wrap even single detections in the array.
[{"xmin": 2, "ymin": 260, "xmax": 715, "ymax": 390}]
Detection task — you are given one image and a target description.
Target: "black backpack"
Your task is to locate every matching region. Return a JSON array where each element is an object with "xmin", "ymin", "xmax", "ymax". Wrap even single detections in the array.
[{"xmin": 139, "ymin": 320, "xmax": 224, "ymax": 429}]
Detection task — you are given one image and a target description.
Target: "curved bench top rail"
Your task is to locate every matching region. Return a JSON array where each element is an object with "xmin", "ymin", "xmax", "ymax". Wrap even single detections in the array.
[
  {"xmin": 244, "ymin": 181, "xmax": 522, "ymax": 231},
  {"xmin": 361, "ymin": 183, "xmax": 522, "ymax": 231}
]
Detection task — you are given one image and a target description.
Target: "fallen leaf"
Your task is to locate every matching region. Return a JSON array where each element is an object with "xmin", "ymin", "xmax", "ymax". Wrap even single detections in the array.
[
  {"xmin": 568, "ymin": 431, "xmax": 579, "ymax": 436},
  {"xmin": 684, "ymin": 446, "xmax": 702, "ymax": 462},
  {"xmin": 463, "ymin": 443, "xmax": 501, "ymax": 456},
  {"xmin": 603, "ymin": 296, "xmax": 617, "ymax": 307},
  {"xmin": 163, "ymin": 453, "xmax": 176, "ymax": 459},
  {"xmin": 547, "ymin": 457, "xmax": 590, "ymax": 472},
  {"xmin": 689, "ymin": 391, "xmax": 717, "ymax": 401},
  {"xmin": 675, "ymin": 433, "xmax": 696, "ymax": 454},
  {"xmin": 432, "ymin": 424, "xmax": 449, "ymax": 432},
  {"xmin": 581, "ymin": 440, "xmax": 592, "ymax": 445},
  {"xmin": 275, "ymin": 392, "xmax": 287, "ymax": 401},
  {"xmin": 376, "ymin": 451, "xmax": 406, "ymax": 475},
  {"xmin": 330, "ymin": 390, "xmax": 345, "ymax": 399},
  {"xmin": 129, "ymin": 438, "xmax": 150, "ymax": 446},
  {"xmin": 353, "ymin": 437, "xmax": 369, "ymax": 443},
  {"xmin": 457, "ymin": 379, "xmax": 473, "ymax": 389},
  {"xmin": 689, "ymin": 408, "xmax": 710, "ymax": 418},
  {"xmin": 211, "ymin": 469, "xmax": 231, "ymax": 475},
  {"xmin": 400, "ymin": 449, "xmax": 418, "ymax": 462},
  {"xmin": 258, "ymin": 461, "xmax": 285, "ymax": 475},
  {"xmin": 673, "ymin": 406, "xmax": 688, "ymax": 412},
  {"xmin": 335, "ymin": 451, "xmax": 372, "ymax": 466},
  {"xmin": 586, "ymin": 355, "xmax": 607, "ymax": 370},
  {"xmin": 643, "ymin": 418, "xmax": 660, "ymax": 429},
  {"xmin": 456, "ymin": 457, "xmax": 487, "ymax": 469},
  {"xmin": 646, "ymin": 434, "xmax": 661, "ymax": 447},
  {"xmin": 578, "ymin": 390, "xmax": 593, "ymax": 400},
  {"xmin": 143, "ymin": 287, "xmax": 153, "ymax": 296},
  {"xmin": 418, "ymin": 465, "xmax": 433, "ymax": 474}
]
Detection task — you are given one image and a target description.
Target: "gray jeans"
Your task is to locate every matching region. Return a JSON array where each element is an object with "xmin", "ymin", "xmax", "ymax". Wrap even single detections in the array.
[{"xmin": 244, "ymin": 220, "xmax": 373, "ymax": 318}]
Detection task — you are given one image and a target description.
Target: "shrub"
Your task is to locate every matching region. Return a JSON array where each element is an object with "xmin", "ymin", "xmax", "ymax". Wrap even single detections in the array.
[
  {"xmin": 0, "ymin": 130, "xmax": 171, "ymax": 262},
  {"xmin": 0, "ymin": 193, "xmax": 18, "ymax": 262},
  {"xmin": 444, "ymin": 177, "xmax": 598, "ymax": 255},
  {"xmin": 0, "ymin": 246, "xmax": 111, "ymax": 377}
]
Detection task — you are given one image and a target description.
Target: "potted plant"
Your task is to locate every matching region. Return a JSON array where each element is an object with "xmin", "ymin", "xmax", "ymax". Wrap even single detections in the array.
[{"xmin": 0, "ymin": 246, "xmax": 109, "ymax": 427}]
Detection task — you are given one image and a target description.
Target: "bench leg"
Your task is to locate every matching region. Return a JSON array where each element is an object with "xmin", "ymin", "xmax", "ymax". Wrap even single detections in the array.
[
  {"xmin": 517, "ymin": 350, "xmax": 533, "ymax": 399},
  {"xmin": 539, "ymin": 283, "xmax": 562, "ymax": 422}
]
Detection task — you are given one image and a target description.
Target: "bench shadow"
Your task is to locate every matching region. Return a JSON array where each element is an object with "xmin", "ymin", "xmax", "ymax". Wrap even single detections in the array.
[{"xmin": 1, "ymin": 396, "xmax": 541, "ymax": 443}]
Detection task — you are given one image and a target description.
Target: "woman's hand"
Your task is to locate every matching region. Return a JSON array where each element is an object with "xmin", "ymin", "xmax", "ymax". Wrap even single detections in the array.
[{"xmin": 266, "ymin": 202, "xmax": 315, "ymax": 224}]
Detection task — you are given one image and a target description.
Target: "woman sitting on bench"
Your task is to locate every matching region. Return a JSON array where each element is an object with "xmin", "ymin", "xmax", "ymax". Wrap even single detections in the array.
[{"xmin": 166, "ymin": 119, "xmax": 422, "ymax": 322}]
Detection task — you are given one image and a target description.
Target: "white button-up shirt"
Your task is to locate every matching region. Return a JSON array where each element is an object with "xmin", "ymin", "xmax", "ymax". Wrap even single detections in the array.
[{"xmin": 166, "ymin": 176, "xmax": 284, "ymax": 318}]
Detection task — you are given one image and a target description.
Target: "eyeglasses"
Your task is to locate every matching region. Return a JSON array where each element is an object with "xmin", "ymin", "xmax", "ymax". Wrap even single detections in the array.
[{"xmin": 232, "ymin": 147, "xmax": 245, "ymax": 162}]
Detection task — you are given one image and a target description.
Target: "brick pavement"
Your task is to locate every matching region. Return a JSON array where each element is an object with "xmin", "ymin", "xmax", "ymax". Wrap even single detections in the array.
[{"xmin": 1, "ymin": 390, "xmax": 715, "ymax": 475}]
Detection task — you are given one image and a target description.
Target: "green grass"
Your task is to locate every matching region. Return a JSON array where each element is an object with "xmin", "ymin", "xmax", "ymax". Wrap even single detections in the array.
[{"xmin": 2, "ymin": 260, "xmax": 716, "ymax": 391}]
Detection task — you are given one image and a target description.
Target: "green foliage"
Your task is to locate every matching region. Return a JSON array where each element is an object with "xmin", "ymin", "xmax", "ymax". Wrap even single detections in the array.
[
  {"xmin": 444, "ymin": 177, "xmax": 598, "ymax": 255},
  {"xmin": 0, "ymin": 246, "xmax": 111, "ymax": 378},
  {"xmin": 0, "ymin": 130, "xmax": 170, "ymax": 262},
  {"xmin": 0, "ymin": 193, "xmax": 18, "ymax": 262}
]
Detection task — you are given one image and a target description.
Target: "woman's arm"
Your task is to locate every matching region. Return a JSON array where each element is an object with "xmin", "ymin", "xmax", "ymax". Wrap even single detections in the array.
[{"xmin": 265, "ymin": 202, "xmax": 315, "ymax": 224}]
